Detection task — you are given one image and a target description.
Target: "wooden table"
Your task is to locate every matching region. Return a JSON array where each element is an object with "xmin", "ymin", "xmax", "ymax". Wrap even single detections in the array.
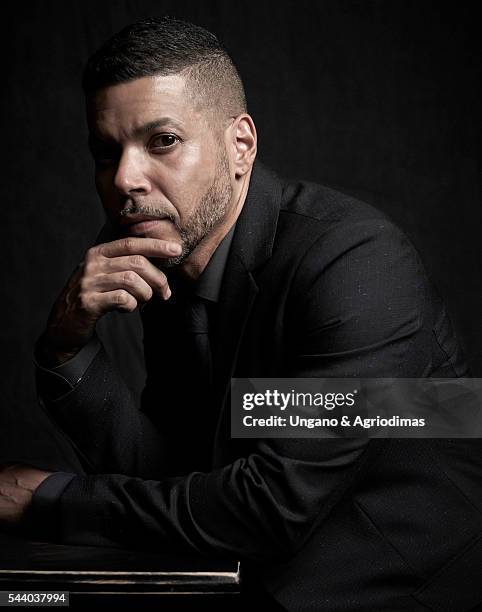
[{"xmin": 0, "ymin": 532, "xmax": 241, "ymax": 609}]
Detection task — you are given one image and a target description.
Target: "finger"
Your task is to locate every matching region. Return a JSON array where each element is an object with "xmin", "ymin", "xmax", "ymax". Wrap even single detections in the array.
[
  {"xmin": 0, "ymin": 482, "xmax": 31, "ymax": 524},
  {"xmin": 0, "ymin": 464, "xmax": 17, "ymax": 477},
  {"xmin": 0, "ymin": 464, "xmax": 27, "ymax": 485},
  {"xmin": 100, "ymin": 255, "xmax": 170, "ymax": 298},
  {"xmin": 0, "ymin": 470, "xmax": 16, "ymax": 485},
  {"xmin": 91, "ymin": 289, "xmax": 140, "ymax": 314},
  {"xmin": 93, "ymin": 271, "xmax": 156, "ymax": 303},
  {"xmin": 96, "ymin": 237, "xmax": 182, "ymax": 260},
  {"xmin": 0, "ymin": 466, "xmax": 52, "ymax": 492},
  {"xmin": 0, "ymin": 480, "xmax": 17, "ymax": 497}
]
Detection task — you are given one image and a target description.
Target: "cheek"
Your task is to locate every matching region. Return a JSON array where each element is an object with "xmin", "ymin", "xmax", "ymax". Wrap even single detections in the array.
[{"xmin": 154, "ymin": 151, "xmax": 216, "ymax": 216}]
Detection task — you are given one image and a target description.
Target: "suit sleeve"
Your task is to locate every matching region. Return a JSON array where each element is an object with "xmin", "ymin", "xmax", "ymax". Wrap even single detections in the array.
[
  {"xmin": 36, "ymin": 345, "xmax": 170, "ymax": 479},
  {"xmin": 35, "ymin": 221, "xmax": 169, "ymax": 479},
  {"xmin": 36, "ymin": 219, "xmax": 433, "ymax": 561}
]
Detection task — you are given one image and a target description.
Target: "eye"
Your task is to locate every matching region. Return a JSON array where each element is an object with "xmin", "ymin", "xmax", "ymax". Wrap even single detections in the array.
[{"xmin": 150, "ymin": 133, "xmax": 179, "ymax": 150}]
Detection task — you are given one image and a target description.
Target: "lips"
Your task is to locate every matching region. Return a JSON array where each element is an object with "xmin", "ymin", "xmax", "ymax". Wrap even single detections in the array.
[
  {"xmin": 119, "ymin": 213, "xmax": 168, "ymax": 225},
  {"xmin": 125, "ymin": 219, "xmax": 169, "ymax": 235},
  {"xmin": 118, "ymin": 213, "xmax": 171, "ymax": 236}
]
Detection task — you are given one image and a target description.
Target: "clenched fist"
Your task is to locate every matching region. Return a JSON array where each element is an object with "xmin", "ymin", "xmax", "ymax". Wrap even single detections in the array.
[{"xmin": 37, "ymin": 236, "xmax": 182, "ymax": 366}]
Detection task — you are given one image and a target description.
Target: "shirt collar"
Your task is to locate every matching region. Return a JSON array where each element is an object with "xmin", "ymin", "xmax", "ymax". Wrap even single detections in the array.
[{"xmin": 193, "ymin": 223, "xmax": 236, "ymax": 302}]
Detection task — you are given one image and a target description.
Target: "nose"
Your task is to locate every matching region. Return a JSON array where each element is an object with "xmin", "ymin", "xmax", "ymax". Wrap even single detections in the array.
[{"xmin": 113, "ymin": 147, "xmax": 151, "ymax": 196}]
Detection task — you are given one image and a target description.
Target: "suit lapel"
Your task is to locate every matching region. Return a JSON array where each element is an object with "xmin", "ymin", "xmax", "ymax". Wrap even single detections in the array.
[{"xmin": 211, "ymin": 161, "xmax": 282, "ymax": 465}]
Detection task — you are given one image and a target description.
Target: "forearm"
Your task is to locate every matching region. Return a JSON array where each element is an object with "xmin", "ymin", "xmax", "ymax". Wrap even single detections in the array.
[
  {"xmin": 37, "ymin": 346, "xmax": 169, "ymax": 479},
  {"xmin": 34, "ymin": 437, "xmax": 374, "ymax": 562}
]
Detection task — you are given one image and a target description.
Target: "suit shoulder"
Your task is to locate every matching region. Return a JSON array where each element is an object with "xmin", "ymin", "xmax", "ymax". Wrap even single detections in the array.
[
  {"xmin": 275, "ymin": 177, "xmax": 414, "ymax": 262},
  {"xmin": 279, "ymin": 177, "xmax": 389, "ymax": 228}
]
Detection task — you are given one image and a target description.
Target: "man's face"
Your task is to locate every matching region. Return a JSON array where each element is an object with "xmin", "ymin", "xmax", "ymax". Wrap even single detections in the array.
[{"xmin": 86, "ymin": 74, "xmax": 233, "ymax": 266}]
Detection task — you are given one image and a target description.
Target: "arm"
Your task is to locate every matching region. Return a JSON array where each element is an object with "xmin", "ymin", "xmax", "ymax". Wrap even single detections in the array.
[
  {"xmin": 36, "ymin": 345, "xmax": 170, "ymax": 479},
  {"xmin": 285, "ymin": 218, "xmax": 431, "ymax": 378},
  {"xmin": 23, "ymin": 220, "xmax": 430, "ymax": 561},
  {"xmin": 35, "ymin": 236, "xmax": 180, "ymax": 477}
]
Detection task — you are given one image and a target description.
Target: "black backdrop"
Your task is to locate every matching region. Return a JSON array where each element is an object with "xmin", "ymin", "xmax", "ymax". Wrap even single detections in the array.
[{"xmin": 2, "ymin": 0, "xmax": 480, "ymax": 469}]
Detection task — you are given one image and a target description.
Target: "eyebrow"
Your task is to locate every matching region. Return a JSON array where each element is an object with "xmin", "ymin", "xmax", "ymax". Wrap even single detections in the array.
[
  {"xmin": 89, "ymin": 116, "xmax": 185, "ymax": 144},
  {"xmin": 132, "ymin": 116, "xmax": 184, "ymax": 137}
]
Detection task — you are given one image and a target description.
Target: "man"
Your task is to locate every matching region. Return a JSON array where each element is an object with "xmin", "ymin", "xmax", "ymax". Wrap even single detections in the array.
[{"xmin": 1, "ymin": 17, "xmax": 481, "ymax": 612}]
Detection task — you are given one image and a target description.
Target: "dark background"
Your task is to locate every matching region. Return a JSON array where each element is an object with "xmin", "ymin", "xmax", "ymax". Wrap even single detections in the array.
[{"xmin": 1, "ymin": 0, "xmax": 480, "ymax": 469}]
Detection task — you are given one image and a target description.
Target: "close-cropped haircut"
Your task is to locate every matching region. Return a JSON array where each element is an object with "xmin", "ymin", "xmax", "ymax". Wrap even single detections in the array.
[{"xmin": 82, "ymin": 17, "xmax": 247, "ymax": 123}]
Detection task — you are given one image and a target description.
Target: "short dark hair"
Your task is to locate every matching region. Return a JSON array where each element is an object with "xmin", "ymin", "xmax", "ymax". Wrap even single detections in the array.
[{"xmin": 82, "ymin": 16, "xmax": 247, "ymax": 121}]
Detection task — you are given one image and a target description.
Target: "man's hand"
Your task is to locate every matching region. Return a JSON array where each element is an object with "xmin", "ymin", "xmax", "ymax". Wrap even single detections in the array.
[
  {"xmin": 38, "ymin": 237, "xmax": 182, "ymax": 366},
  {"xmin": 0, "ymin": 464, "xmax": 53, "ymax": 526}
]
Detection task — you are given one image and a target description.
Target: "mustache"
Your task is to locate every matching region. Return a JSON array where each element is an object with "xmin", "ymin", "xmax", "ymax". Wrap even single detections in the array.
[{"xmin": 120, "ymin": 204, "xmax": 177, "ymax": 224}]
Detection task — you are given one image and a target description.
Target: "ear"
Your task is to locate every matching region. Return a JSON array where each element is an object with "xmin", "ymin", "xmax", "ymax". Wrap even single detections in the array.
[{"xmin": 228, "ymin": 114, "xmax": 257, "ymax": 179}]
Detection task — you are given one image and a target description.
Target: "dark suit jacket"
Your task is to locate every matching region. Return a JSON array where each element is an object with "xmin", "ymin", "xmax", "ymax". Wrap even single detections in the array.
[{"xmin": 35, "ymin": 162, "xmax": 482, "ymax": 611}]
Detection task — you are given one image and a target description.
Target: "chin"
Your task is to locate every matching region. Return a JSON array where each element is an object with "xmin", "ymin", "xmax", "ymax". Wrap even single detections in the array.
[
  {"xmin": 148, "ymin": 225, "xmax": 179, "ymax": 242},
  {"xmin": 152, "ymin": 254, "xmax": 184, "ymax": 269}
]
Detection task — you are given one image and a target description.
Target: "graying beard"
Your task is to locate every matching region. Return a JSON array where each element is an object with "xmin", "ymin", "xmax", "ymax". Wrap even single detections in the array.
[
  {"xmin": 161, "ymin": 181, "xmax": 231, "ymax": 268},
  {"xmin": 120, "ymin": 205, "xmax": 176, "ymax": 224},
  {"xmin": 119, "ymin": 152, "xmax": 232, "ymax": 269}
]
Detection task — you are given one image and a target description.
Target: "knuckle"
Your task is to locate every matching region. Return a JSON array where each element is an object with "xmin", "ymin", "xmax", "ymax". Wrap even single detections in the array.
[
  {"xmin": 115, "ymin": 290, "xmax": 129, "ymax": 305},
  {"xmin": 122, "ymin": 270, "xmax": 137, "ymax": 285},
  {"xmin": 79, "ymin": 277, "xmax": 89, "ymax": 293},
  {"xmin": 0, "ymin": 482, "xmax": 12, "ymax": 496},
  {"xmin": 82, "ymin": 259, "xmax": 95, "ymax": 277},
  {"xmin": 129, "ymin": 255, "xmax": 145, "ymax": 269},
  {"xmin": 102, "ymin": 258, "xmax": 114, "ymax": 272},
  {"xmin": 123, "ymin": 237, "xmax": 136, "ymax": 252},
  {"xmin": 77, "ymin": 291, "xmax": 90, "ymax": 311},
  {"xmin": 116, "ymin": 290, "xmax": 137, "ymax": 312},
  {"xmin": 84, "ymin": 246, "xmax": 99, "ymax": 264}
]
